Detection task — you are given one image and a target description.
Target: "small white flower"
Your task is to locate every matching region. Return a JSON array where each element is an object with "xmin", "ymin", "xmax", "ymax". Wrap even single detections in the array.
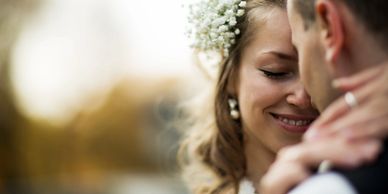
[
  {"xmin": 213, "ymin": 17, "xmax": 226, "ymax": 27},
  {"xmin": 239, "ymin": 1, "xmax": 247, "ymax": 8},
  {"xmin": 229, "ymin": 17, "xmax": 237, "ymax": 26},
  {"xmin": 210, "ymin": 32, "xmax": 218, "ymax": 39},
  {"xmin": 227, "ymin": 32, "xmax": 235, "ymax": 38},
  {"xmin": 236, "ymin": 9, "xmax": 245, "ymax": 16},
  {"xmin": 218, "ymin": 25, "xmax": 228, "ymax": 32},
  {"xmin": 225, "ymin": 9, "xmax": 234, "ymax": 17},
  {"xmin": 187, "ymin": 0, "xmax": 246, "ymax": 55},
  {"xmin": 216, "ymin": 4, "xmax": 224, "ymax": 11},
  {"xmin": 203, "ymin": 18, "xmax": 211, "ymax": 26}
]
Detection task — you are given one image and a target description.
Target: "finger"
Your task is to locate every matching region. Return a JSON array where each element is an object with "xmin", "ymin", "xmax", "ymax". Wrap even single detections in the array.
[
  {"xmin": 343, "ymin": 124, "xmax": 388, "ymax": 141},
  {"xmin": 326, "ymin": 114, "xmax": 388, "ymax": 141},
  {"xmin": 265, "ymin": 139, "xmax": 382, "ymax": 194},
  {"xmin": 308, "ymin": 96, "xmax": 349, "ymax": 130},
  {"xmin": 278, "ymin": 139, "xmax": 382, "ymax": 169},
  {"xmin": 317, "ymin": 63, "xmax": 387, "ymax": 129},
  {"xmin": 305, "ymin": 96, "xmax": 354, "ymax": 141},
  {"xmin": 315, "ymin": 97, "xmax": 388, "ymax": 140},
  {"xmin": 332, "ymin": 64, "xmax": 383, "ymax": 91},
  {"xmin": 314, "ymin": 107, "xmax": 378, "ymax": 139},
  {"xmin": 260, "ymin": 163, "xmax": 310, "ymax": 194},
  {"xmin": 306, "ymin": 83, "xmax": 377, "ymax": 141}
]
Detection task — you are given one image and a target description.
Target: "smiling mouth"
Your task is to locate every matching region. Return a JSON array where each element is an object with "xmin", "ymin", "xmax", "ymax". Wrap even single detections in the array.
[{"xmin": 270, "ymin": 113, "xmax": 316, "ymax": 133}]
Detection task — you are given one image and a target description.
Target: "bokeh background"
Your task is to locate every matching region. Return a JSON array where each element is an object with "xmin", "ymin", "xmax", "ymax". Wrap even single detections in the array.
[{"xmin": 0, "ymin": 0, "xmax": 207, "ymax": 193}]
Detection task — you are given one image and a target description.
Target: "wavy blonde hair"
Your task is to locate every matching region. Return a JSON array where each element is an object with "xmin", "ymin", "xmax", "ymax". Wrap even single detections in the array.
[{"xmin": 179, "ymin": 0, "xmax": 285, "ymax": 193}]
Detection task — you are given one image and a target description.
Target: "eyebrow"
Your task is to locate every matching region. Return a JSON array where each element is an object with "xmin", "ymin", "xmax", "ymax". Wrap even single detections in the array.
[{"xmin": 262, "ymin": 51, "xmax": 298, "ymax": 61}]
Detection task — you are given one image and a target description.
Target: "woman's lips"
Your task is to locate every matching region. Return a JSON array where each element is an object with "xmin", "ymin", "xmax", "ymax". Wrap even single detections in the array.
[{"xmin": 270, "ymin": 113, "xmax": 316, "ymax": 133}]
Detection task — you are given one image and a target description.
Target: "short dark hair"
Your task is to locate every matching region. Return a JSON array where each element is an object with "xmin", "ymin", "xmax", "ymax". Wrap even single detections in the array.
[
  {"xmin": 294, "ymin": 0, "xmax": 388, "ymax": 50},
  {"xmin": 293, "ymin": 0, "xmax": 316, "ymax": 29}
]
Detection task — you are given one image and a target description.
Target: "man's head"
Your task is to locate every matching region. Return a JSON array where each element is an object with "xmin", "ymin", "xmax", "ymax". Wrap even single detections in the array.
[{"xmin": 287, "ymin": 0, "xmax": 388, "ymax": 111}]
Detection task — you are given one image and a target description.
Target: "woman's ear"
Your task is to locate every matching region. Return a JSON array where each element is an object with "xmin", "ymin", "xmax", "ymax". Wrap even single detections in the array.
[{"xmin": 315, "ymin": 0, "xmax": 344, "ymax": 65}]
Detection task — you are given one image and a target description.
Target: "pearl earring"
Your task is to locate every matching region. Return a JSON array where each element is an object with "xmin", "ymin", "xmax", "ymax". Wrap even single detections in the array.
[{"xmin": 228, "ymin": 98, "xmax": 240, "ymax": 120}]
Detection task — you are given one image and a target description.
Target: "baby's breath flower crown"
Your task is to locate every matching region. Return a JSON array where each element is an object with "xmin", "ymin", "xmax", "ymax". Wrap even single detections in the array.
[{"xmin": 187, "ymin": 0, "xmax": 247, "ymax": 57}]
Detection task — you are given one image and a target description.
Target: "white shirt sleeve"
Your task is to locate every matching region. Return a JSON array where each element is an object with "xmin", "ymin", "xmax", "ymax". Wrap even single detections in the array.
[{"xmin": 288, "ymin": 172, "xmax": 358, "ymax": 194}]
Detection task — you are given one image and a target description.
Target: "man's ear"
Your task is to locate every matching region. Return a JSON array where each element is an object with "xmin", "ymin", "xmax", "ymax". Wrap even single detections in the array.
[{"xmin": 315, "ymin": 0, "xmax": 344, "ymax": 64}]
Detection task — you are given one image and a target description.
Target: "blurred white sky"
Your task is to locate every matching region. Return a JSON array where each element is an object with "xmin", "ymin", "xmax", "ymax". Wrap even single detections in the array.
[{"xmin": 11, "ymin": 0, "xmax": 198, "ymax": 124}]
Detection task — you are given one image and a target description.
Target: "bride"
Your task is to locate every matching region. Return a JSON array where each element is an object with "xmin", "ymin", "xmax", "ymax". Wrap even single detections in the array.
[{"xmin": 179, "ymin": 0, "xmax": 388, "ymax": 193}]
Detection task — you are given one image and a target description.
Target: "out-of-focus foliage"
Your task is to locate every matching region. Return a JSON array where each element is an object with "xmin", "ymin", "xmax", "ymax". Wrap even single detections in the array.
[
  {"xmin": 13, "ymin": 78, "xmax": 187, "ymax": 194},
  {"xmin": 0, "ymin": 0, "xmax": 191, "ymax": 193}
]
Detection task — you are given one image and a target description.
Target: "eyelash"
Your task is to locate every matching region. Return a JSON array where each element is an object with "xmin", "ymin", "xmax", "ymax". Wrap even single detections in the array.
[{"xmin": 260, "ymin": 69, "xmax": 290, "ymax": 79}]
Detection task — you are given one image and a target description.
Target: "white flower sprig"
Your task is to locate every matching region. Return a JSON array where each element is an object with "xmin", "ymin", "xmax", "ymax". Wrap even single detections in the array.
[{"xmin": 187, "ymin": 0, "xmax": 247, "ymax": 57}]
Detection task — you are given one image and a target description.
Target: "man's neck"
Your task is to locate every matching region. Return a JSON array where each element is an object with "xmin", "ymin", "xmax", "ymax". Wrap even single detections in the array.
[
  {"xmin": 346, "ymin": 28, "xmax": 388, "ymax": 75},
  {"xmin": 354, "ymin": 44, "xmax": 388, "ymax": 73}
]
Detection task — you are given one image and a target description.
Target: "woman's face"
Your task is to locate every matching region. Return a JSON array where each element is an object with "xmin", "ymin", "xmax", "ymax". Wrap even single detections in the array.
[{"xmin": 235, "ymin": 8, "xmax": 319, "ymax": 153}]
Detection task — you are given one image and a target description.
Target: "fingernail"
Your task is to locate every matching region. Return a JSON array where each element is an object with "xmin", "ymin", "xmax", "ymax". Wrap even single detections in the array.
[
  {"xmin": 363, "ymin": 141, "xmax": 380, "ymax": 154},
  {"xmin": 345, "ymin": 155, "xmax": 362, "ymax": 167},
  {"xmin": 332, "ymin": 79, "xmax": 342, "ymax": 89}
]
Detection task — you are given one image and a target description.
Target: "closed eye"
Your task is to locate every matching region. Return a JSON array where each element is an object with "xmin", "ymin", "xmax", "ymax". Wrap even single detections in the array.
[{"xmin": 259, "ymin": 69, "xmax": 291, "ymax": 79}]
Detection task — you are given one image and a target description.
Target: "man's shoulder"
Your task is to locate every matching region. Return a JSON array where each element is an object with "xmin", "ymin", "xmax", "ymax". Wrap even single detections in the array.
[
  {"xmin": 339, "ymin": 139, "xmax": 388, "ymax": 194},
  {"xmin": 289, "ymin": 140, "xmax": 388, "ymax": 194}
]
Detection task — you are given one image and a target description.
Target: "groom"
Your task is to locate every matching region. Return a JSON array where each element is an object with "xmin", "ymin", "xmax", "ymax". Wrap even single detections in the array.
[
  {"xmin": 288, "ymin": 0, "xmax": 388, "ymax": 193},
  {"xmin": 261, "ymin": 0, "xmax": 388, "ymax": 193}
]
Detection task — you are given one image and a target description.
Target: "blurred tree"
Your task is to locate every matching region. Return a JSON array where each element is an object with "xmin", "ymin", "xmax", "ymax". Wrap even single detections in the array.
[
  {"xmin": 0, "ymin": 0, "xmax": 41, "ymax": 193},
  {"xmin": 0, "ymin": 1, "xmax": 188, "ymax": 193}
]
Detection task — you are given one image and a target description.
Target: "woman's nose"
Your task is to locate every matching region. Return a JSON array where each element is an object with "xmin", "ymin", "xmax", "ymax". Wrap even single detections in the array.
[{"xmin": 286, "ymin": 83, "xmax": 312, "ymax": 109}]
